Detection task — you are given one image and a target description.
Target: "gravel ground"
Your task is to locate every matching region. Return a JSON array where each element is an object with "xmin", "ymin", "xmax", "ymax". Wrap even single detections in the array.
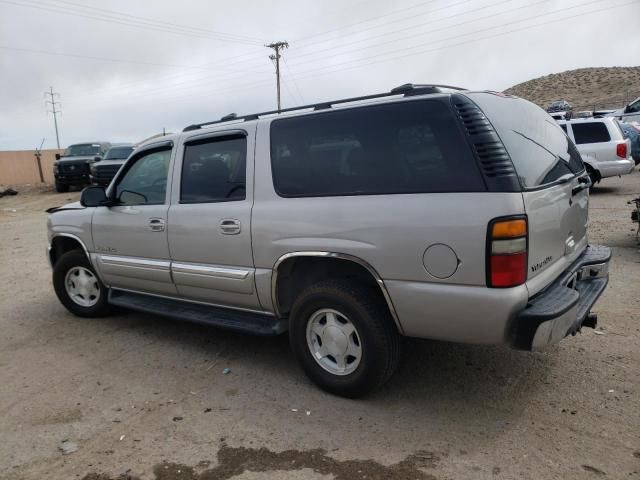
[{"xmin": 1, "ymin": 176, "xmax": 639, "ymax": 480}]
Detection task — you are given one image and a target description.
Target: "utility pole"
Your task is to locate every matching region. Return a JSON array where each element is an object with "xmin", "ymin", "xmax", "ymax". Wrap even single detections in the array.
[
  {"xmin": 45, "ymin": 86, "xmax": 61, "ymax": 149},
  {"xmin": 265, "ymin": 41, "xmax": 289, "ymax": 111}
]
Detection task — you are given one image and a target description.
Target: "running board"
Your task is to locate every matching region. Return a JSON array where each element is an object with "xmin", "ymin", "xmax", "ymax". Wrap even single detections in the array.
[{"xmin": 108, "ymin": 290, "xmax": 286, "ymax": 336}]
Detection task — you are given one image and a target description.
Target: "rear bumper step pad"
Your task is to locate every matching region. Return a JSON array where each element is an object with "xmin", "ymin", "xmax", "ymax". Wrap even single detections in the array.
[{"xmin": 511, "ymin": 244, "xmax": 611, "ymax": 350}]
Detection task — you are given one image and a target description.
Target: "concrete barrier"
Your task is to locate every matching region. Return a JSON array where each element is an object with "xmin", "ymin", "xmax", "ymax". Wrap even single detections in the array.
[{"xmin": 0, "ymin": 149, "xmax": 64, "ymax": 185}]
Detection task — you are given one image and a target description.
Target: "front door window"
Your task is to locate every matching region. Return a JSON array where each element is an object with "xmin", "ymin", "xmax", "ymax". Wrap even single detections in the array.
[{"xmin": 116, "ymin": 149, "xmax": 171, "ymax": 205}]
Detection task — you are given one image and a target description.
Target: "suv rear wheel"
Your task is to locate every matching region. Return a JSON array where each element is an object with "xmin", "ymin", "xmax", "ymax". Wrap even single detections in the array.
[
  {"xmin": 53, "ymin": 250, "xmax": 111, "ymax": 317},
  {"xmin": 289, "ymin": 279, "xmax": 399, "ymax": 398}
]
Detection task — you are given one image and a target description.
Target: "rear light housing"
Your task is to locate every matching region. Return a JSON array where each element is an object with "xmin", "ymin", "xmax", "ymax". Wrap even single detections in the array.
[
  {"xmin": 487, "ymin": 216, "xmax": 528, "ymax": 288},
  {"xmin": 616, "ymin": 143, "xmax": 627, "ymax": 159}
]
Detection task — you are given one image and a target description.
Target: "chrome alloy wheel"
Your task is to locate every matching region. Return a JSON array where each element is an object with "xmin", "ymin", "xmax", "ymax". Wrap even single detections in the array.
[
  {"xmin": 64, "ymin": 266, "xmax": 100, "ymax": 307},
  {"xmin": 306, "ymin": 308, "xmax": 362, "ymax": 376}
]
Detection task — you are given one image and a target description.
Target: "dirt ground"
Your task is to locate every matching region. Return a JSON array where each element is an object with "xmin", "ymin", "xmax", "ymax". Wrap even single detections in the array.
[{"xmin": 1, "ymin": 177, "xmax": 639, "ymax": 480}]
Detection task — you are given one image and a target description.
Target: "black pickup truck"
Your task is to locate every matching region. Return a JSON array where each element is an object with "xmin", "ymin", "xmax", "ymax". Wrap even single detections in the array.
[{"xmin": 53, "ymin": 142, "xmax": 111, "ymax": 192}]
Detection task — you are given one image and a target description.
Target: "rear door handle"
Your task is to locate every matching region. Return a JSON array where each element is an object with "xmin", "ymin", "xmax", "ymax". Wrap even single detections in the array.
[
  {"xmin": 148, "ymin": 218, "xmax": 165, "ymax": 232},
  {"xmin": 219, "ymin": 218, "xmax": 241, "ymax": 235}
]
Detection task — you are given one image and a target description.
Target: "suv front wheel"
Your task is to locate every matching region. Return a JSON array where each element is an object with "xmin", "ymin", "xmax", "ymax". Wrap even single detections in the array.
[
  {"xmin": 53, "ymin": 250, "xmax": 111, "ymax": 317},
  {"xmin": 289, "ymin": 280, "xmax": 399, "ymax": 398}
]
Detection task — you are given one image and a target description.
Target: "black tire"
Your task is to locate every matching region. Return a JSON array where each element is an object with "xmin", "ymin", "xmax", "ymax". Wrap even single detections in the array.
[
  {"xmin": 289, "ymin": 279, "xmax": 400, "ymax": 398},
  {"xmin": 55, "ymin": 182, "xmax": 69, "ymax": 193},
  {"xmin": 53, "ymin": 250, "xmax": 111, "ymax": 317},
  {"xmin": 586, "ymin": 165, "xmax": 598, "ymax": 190}
]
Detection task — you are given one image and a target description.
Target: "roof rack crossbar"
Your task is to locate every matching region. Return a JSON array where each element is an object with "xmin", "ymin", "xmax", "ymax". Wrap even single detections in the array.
[{"xmin": 183, "ymin": 83, "xmax": 467, "ymax": 131}]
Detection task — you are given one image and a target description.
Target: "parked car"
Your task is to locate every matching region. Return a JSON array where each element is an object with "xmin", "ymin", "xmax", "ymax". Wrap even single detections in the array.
[
  {"xmin": 550, "ymin": 111, "xmax": 569, "ymax": 121},
  {"xmin": 90, "ymin": 144, "xmax": 135, "ymax": 186},
  {"xmin": 46, "ymin": 85, "xmax": 610, "ymax": 397},
  {"xmin": 53, "ymin": 142, "xmax": 111, "ymax": 192},
  {"xmin": 547, "ymin": 99, "xmax": 573, "ymax": 116},
  {"xmin": 558, "ymin": 118, "xmax": 634, "ymax": 185},
  {"xmin": 607, "ymin": 95, "xmax": 640, "ymax": 123},
  {"xmin": 616, "ymin": 120, "xmax": 640, "ymax": 165}
]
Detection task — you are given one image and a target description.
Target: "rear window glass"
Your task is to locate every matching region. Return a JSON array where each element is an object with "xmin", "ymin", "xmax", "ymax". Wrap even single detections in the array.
[
  {"xmin": 571, "ymin": 122, "xmax": 611, "ymax": 144},
  {"xmin": 467, "ymin": 93, "xmax": 584, "ymax": 189},
  {"xmin": 270, "ymin": 100, "xmax": 484, "ymax": 197}
]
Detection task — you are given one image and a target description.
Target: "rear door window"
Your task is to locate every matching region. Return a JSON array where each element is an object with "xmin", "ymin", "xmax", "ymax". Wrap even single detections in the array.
[
  {"xmin": 181, "ymin": 136, "xmax": 246, "ymax": 203},
  {"xmin": 466, "ymin": 93, "xmax": 584, "ymax": 189},
  {"xmin": 270, "ymin": 100, "xmax": 484, "ymax": 197},
  {"xmin": 571, "ymin": 122, "xmax": 611, "ymax": 144}
]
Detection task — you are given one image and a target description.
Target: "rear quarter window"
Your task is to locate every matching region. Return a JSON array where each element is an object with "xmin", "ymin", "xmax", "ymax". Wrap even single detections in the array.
[
  {"xmin": 270, "ymin": 100, "xmax": 485, "ymax": 197},
  {"xmin": 466, "ymin": 93, "xmax": 584, "ymax": 189},
  {"xmin": 571, "ymin": 122, "xmax": 611, "ymax": 144}
]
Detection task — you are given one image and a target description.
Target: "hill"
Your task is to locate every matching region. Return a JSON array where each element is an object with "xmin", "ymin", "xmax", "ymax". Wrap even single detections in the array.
[{"xmin": 504, "ymin": 66, "xmax": 640, "ymax": 112}]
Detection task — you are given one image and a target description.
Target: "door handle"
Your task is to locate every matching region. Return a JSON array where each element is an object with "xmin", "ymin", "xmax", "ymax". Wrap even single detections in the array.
[
  {"xmin": 148, "ymin": 218, "xmax": 165, "ymax": 232},
  {"xmin": 219, "ymin": 218, "xmax": 241, "ymax": 235}
]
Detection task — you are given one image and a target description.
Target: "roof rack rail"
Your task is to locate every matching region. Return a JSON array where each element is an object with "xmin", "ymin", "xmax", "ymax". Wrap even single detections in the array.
[{"xmin": 182, "ymin": 83, "xmax": 467, "ymax": 132}]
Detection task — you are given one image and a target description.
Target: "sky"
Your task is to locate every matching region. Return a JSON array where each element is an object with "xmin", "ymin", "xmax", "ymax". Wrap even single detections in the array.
[{"xmin": 1, "ymin": 0, "xmax": 639, "ymax": 150}]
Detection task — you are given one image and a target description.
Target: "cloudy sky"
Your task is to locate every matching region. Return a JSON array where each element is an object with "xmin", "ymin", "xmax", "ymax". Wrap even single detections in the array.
[{"xmin": 1, "ymin": 0, "xmax": 638, "ymax": 150}]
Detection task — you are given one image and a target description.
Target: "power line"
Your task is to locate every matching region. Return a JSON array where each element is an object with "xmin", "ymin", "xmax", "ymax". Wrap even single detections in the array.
[
  {"xmin": 31, "ymin": 0, "xmax": 264, "ymax": 44},
  {"xmin": 0, "ymin": 0, "xmax": 264, "ymax": 46},
  {"xmin": 282, "ymin": 57, "xmax": 305, "ymax": 105},
  {"xmin": 286, "ymin": 0, "xmax": 624, "ymax": 78},
  {"xmin": 265, "ymin": 41, "xmax": 289, "ymax": 111},
  {"xmin": 120, "ymin": 0, "xmax": 636, "ymax": 111},
  {"xmin": 290, "ymin": 0, "xmax": 515, "ymax": 61},
  {"xmin": 45, "ymin": 86, "xmax": 61, "ymax": 149},
  {"xmin": 0, "ymin": 45, "xmax": 269, "ymax": 73}
]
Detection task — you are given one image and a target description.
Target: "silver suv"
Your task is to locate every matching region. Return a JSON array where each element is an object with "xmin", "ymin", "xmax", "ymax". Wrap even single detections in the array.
[
  {"xmin": 47, "ymin": 84, "xmax": 611, "ymax": 397},
  {"xmin": 558, "ymin": 117, "xmax": 634, "ymax": 185}
]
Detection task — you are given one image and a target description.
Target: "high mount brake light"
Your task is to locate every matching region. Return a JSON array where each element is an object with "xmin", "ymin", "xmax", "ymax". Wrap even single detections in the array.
[{"xmin": 488, "ymin": 217, "xmax": 528, "ymax": 288}]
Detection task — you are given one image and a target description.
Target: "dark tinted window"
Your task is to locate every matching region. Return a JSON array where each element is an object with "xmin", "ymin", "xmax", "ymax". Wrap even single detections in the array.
[
  {"xmin": 105, "ymin": 146, "xmax": 134, "ymax": 160},
  {"xmin": 571, "ymin": 122, "xmax": 610, "ymax": 144},
  {"xmin": 560, "ymin": 124, "xmax": 567, "ymax": 133},
  {"xmin": 270, "ymin": 100, "xmax": 484, "ymax": 197},
  {"xmin": 467, "ymin": 93, "xmax": 584, "ymax": 189},
  {"xmin": 181, "ymin": 136, "xmax": 246, "ymax": 203},
  {"xmin": 64, "ymin": 144, "xmax": 102, "ymax": 157}
]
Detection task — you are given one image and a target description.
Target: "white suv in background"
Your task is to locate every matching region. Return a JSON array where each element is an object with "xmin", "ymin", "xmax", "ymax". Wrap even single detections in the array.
[{"xmin": 558, "ymin": 118, "xmax": 634, "ymax": 185}]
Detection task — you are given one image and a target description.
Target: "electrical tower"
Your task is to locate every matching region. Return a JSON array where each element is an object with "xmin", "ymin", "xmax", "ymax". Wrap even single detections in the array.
[
  {"xmin": 45, "ymin": 86, "xmax": 61, "ymax": 149},
  {"xmin": 265, "ymin": 41, "xmax": 289, "ymax": 111}
]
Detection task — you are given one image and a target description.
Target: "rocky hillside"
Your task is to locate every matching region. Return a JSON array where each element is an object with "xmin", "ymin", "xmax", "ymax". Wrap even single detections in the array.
[{"xmin": 504, "ymin": 66, "xmax": 640, "ymax": 111}]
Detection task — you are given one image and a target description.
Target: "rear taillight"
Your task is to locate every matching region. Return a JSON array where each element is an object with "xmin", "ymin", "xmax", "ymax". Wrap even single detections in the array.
[
  {"xmin": 616, "ymin": 143, "xmax": 627, "ymax": 159},
  {"xmin": 487, "ymin": 217, "xmax": 527, "ymax": 288}
]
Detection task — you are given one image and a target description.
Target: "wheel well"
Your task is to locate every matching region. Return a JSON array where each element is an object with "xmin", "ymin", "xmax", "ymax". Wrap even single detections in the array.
[
  {"xmin": 274, "ymin": 256, "xmax": 391, "ymax": 319},
  {"xmin": 50, "ymin": 236, "xmax": 86, "ymax": 266}
]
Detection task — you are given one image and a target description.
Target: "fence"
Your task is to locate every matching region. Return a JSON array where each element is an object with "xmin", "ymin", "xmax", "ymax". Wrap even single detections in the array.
[{"xmin": 0, "ymin": 149, "xmax": 64, "ymax": 185}]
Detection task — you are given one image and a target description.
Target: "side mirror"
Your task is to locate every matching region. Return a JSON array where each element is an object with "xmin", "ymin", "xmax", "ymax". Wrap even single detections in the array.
[
  {"xmin": 94, "ymin": 156, "xmax": 102, "ymax": 162},
  {"xmin": 55, "ymin": 153, "xmax": 61, "ymax": 160},
  {"xmin": 80, "ymin": 186, "xmax": 108, "ymax": 207}
]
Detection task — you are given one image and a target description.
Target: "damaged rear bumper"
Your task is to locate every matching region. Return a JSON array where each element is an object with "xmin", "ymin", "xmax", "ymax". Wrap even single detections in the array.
[{"xmin": 511, "ymin": 245, "xmax": 611, "ymax": 350}]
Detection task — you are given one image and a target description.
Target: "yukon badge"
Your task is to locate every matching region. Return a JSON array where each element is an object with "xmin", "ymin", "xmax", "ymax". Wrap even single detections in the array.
[
  {"xmin": 96, "ymin": 246, "xmax": 117, "ymax": 253},
  {"xmin": 531, "ymin": 256, "xmax": 552, "ymax": 273}
]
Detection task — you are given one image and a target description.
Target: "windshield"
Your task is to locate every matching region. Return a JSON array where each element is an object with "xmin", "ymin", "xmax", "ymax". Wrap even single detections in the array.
[
  {"xmin": 63, "ymin": 144, "xmax": 102, "ymax": 157},
  {"xmin": 105, "ymin": 146, "xmax": 134, "ymax": 160}
]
